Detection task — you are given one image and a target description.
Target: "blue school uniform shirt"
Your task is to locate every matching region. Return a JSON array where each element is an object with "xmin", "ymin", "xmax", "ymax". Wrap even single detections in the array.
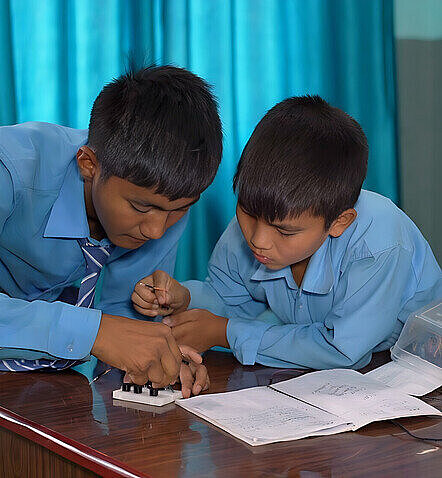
[
  {"xmin": 185, "ymin": 191, "xmax": 441, "ymax": 369},
  {"xmin": 0, "ymin": 122, "xmax": 187, "ymax": 362}
]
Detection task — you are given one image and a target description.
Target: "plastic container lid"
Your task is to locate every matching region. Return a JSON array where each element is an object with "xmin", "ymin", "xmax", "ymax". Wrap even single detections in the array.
[{"xmin": 391, "ymin": 301, "xmax": 442, "ymax": 383}]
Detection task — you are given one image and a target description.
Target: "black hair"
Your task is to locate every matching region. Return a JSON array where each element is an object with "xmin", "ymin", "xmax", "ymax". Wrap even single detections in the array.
[
  {"xmin": 88, "ymin": 65, "xmax": 222, "ymax": 200},
  {"xmin": 233, "ymin": 95, "xmax": 368, "ymax": 229}
]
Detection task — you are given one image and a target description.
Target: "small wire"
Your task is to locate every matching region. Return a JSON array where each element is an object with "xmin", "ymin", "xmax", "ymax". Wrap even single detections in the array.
[{"xmin": 391, "ymin": 420, "xmax": 442, "ymax": 442}]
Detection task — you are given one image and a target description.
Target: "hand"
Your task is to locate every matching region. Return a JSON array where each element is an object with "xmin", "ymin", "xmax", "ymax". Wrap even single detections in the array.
[
  {"xmin": 162, "ymin": 309, "xmax": 229, "ymax": 353},
  {"xmin": 120, "ymin": 344, "xmax": 207, "ymax": 397},
  {"xmin": 132, "ymin": 270, "xmax": 190, "ymax": 317},
  {"xmin": 91, "ymin": 313, "xmax": 182, "ymax": 386},
  {"xmin": 178, "ymin": 346, "xmax": 210, "ymax": 398}
]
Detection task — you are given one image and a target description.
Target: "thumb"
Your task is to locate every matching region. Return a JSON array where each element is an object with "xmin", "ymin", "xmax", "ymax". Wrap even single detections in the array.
[
  {"xmin": 179, "ymin": 345, "xmax": 202, "ymax": 365},
  {"xmin": 153, "ymin": 270, "xmax": 171, "ymax": 306}
]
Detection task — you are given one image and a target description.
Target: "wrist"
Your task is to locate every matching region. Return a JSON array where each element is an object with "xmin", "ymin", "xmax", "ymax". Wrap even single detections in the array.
[
  {"xmin": 91, "ymin": 313, "xmax": 115, "ymax": 357},
  {"xmin": 176, "ymin": 286, "xmax": 191, "ymax": 313},
  {"xmin": 211, "ymin": 315, "xmax": 229, "ymax": 349}
]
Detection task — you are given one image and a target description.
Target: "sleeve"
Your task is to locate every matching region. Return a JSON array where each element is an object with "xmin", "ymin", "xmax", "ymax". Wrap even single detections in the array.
[
  {"xmin": 184, "ymin": 223, "xmax": 268, "ymax": 321},
  {"xmin": 227, "ymin": 247, "xmax": 415, "ymax": 369},
  {"xmin": 0, "ymin": 160, "xmax": 102, "ymax": 360},
  {"xmin": 0, "ymin": 295, "xmax": 102, "ymax": 359}
]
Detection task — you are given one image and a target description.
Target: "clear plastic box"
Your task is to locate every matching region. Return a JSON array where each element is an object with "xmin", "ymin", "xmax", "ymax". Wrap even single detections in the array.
[{"xmin": 391, "ymin": 301, "xmax": 442, "ymax": 383}]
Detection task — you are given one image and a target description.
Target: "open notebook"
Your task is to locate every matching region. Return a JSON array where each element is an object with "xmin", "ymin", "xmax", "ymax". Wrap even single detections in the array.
[{"xmin": 176, "ymin": 369, "xmax": 441, "ymax": 446}]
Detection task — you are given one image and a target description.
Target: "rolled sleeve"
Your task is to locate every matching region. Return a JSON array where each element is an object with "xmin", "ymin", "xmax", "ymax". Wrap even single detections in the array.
[{"xmin": 227, "ymin": 309, "xmax": 281, "ymax": 364}]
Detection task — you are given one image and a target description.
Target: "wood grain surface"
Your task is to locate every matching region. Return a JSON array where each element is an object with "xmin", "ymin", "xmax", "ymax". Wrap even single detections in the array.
[{"xmin": 0, "ymin": 351, "xmax": 440, "ymax": 478}]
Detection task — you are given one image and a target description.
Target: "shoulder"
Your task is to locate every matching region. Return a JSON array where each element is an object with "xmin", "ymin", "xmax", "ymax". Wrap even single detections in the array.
[
  {"xmin": 0, "ymin": 122, "xmax": 88, "ymax": 190},
  {"xmin": 348, "ymin": 190, "xmax": 429, "ymax": 257}
]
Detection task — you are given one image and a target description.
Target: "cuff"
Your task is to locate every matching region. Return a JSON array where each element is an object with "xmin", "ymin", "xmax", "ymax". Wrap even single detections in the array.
[
  {"xmin": 226, "ymin": 318, "xmax": 272, "ymax": 365},
  {"xmin": 48, "ymin": 303, "xmax": 102, "ymax": 359}
]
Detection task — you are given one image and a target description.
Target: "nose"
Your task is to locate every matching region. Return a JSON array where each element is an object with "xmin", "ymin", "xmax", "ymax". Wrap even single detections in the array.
[
  {"xmin": 140, "ymin": 211, "xmax": 168, "ymax": 240},
  {"xmin": 250, "ymin": 221, "xmax": 272, "ymax": 251}
]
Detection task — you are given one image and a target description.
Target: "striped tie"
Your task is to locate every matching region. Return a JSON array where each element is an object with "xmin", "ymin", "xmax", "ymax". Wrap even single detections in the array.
[{"xmin": 0, "ymin": 239, "xmax": 114, "ymax": 372}]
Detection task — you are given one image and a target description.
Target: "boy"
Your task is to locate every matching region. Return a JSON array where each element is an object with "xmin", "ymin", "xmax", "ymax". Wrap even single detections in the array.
[
  {"xmin": 0, "ymin": 66, "xmax": 222, "ymax": 395},
  {"xmin": 133, "ymin": 95, "xmax": 441, "ymax": 370}
]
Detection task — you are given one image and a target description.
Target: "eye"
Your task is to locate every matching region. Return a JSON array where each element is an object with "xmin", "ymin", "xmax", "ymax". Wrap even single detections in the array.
[
  {"xmin": 277, "ymin": 229, "xmax": 297, "ymax": 237},
  {"xmin": 130, "ymin": 202, "xmax": 152, "ymax": 213}
]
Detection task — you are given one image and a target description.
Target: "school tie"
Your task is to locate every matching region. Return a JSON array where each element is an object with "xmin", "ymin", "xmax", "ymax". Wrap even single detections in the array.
[{"xmin": 0, "ymin": 239, "xmax": 114, "ymax": 372}]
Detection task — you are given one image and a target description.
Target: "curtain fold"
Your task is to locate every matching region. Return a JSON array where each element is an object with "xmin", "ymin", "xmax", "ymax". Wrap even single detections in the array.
[{"xmin": 0, "ymin": 0, "xmax": 398, "ymax": 280}]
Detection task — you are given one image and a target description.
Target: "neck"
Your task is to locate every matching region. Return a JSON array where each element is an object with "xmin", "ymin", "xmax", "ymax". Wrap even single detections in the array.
[
  {"xmin": 291, "ymin": 257, "xmax": 310, "ymax": 288},
  {"xmin": 83, "ymin": 181, "xmax": 106, "ymax": 241}
]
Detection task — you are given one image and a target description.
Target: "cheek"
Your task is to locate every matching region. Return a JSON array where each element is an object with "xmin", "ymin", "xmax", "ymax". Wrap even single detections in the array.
[{"xmin": 95, "ymin": 193, "xmax": 136, "ymax": 232}]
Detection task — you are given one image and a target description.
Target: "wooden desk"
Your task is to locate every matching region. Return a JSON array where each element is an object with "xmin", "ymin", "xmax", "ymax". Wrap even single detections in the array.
[{"xmin": 0, "ymin": 351, "xmax": 440, "ymax": 477}]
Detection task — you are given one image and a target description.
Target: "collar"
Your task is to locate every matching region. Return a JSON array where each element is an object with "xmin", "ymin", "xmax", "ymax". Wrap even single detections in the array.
[
  {"xmin": 301, "ymin": 236, "xmax": 334, "ymax": 294},
  {"xmin": 44, "ymin": 159, "xmax": 91, "ymax": 239},
  {"xmin": 250, "ymin": 235, "xmax": 335, "ymax": 294}
]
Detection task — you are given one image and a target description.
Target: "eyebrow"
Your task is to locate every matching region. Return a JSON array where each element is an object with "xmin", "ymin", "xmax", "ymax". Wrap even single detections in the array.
[{"xmin": 131, "ymin": 197, "xmax": 199, "ymax": 212}]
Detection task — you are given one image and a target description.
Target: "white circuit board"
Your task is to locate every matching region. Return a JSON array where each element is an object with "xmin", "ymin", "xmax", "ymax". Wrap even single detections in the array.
[{"xmin": 113, "ymin": 387, "xmax": 183, "ymax": 407}]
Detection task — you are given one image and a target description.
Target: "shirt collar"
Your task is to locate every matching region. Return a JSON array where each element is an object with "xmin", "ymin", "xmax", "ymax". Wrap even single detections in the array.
[
  {"xmin": 250, "ymin": 235, "xmax": 335, "ymax": 294},
  {"xmin": 44, "ymin": 159, "xmax": 91, "ymax": 239},
  {"xmin": 301, "ymin": 236, "xmax": 334, "ymax": 294}
]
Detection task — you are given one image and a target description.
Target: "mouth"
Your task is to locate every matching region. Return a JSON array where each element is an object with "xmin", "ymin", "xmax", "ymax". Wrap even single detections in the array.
[
  {"xmin": 252, "ymin": 251, "xmax": 272, "ymax": 264},
  {"xmin": 127, "ymin": 235, "xmax": 148, "ymax": 243}
]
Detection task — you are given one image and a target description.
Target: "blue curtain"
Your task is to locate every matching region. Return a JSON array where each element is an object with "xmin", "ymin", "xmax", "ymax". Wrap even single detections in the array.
[{"xmin": 0, "ymin": 0, "xmax": 398, "ymax": 280}]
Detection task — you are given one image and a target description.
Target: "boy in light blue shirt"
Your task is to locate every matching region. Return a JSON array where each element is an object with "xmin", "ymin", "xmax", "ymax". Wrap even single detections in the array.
[
  {"xmin": 0, "ymin": 66, "xmax": 222, "ymax": 395},
  {"xmin": 133, "ymin": 95, "xmax": 441, "ymax": 370}
]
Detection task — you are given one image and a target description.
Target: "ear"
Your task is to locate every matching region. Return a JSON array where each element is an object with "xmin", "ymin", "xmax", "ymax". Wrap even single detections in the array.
[
  {"xmin": 76, "ymin": 146, "xmax": 99, "ymax": 182},
  {"xmin": 328, "ymin": 208, "xmax": 357, "ymax": 238}
]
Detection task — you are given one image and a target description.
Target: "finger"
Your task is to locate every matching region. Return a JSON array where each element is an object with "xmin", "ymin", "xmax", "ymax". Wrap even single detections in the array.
[
  {"xmin": 179, "ymin": 345, "xmax": 202, "ymax": 365},
  {"xmin": 128, "ymin": 372, "xmax": 150, "ymax": 386},
  {"xmin": 159, "ymin": 336, "xmax": 181, "ymax": 384},
  {"xmin": 179, "ymin": 363, "xmax": 194, "ymax": 399},
  {"xmin": 164, "ymin": 328, "xmax": 183, "ymax": 367},
  {"xmin": 192, "ymin": 364, "xmax": 208, "ymax": 396},
  {"xmin": 152, "ymin": 270, "xmax": 171, "ymax": 306},
  {"xmin": 134, "ymin": 278, "xmax": 156, "ymax": 301},
  {"xmin": 132, "ymin": 290, "xmax": 159, "ymax": 311},
  {"xmin": 146, "ymin": 361, "xmax": 167, "ymax": 387},
  {"xmin": 133, "ymin": 303, "xmax": 159, "ymax": 317},
  {"xmin": 162, "ymin": 312, "xmax": 185, "ymax": 326},
  {"xmin": 123, "ymin": 372, "xmax": 131, "ymax": 383},
  {"xmin": 157, "ymin": 306, "xmax": 174, "ymax": 317}
]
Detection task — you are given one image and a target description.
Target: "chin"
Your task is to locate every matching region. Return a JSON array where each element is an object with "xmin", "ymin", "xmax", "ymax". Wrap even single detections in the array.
[{"xmin": 264, "ymin": 262, "xmax": 286, "ymax": 271}]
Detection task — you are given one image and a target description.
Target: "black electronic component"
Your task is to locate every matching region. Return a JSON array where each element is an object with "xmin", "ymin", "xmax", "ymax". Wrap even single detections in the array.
[
  {"xmin": 122, "ymin": 383, "xmax": 132, "ymax": 392},
  {"xmin": 133, "ymin": 384, "xmax": 143, "ymax": 394},
  {"xmin": 150, "ymin": 388, "xmax": 159, "ymax": 396}
]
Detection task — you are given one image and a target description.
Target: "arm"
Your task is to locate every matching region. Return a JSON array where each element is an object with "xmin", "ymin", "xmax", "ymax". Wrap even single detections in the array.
[
  {"xmin": 229, "ymin": 247, "xmax": 419, "ymax": 369},
  {"xmin": 0, "ymin": 160, "xmax": 102, "ymax": 360}
]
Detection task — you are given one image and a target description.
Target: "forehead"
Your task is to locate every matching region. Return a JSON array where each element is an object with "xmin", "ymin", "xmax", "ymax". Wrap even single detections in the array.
[
  {"xmin": 271, "ymin": 212, "xmax": 326, "ymax": 230},
  {"xmin": 237, "ymin": 203, "xmax": 325, "ymax": 230},
  {"xmin": 102, "ymin": 176, "xmax": 199, "ymax": 209}
]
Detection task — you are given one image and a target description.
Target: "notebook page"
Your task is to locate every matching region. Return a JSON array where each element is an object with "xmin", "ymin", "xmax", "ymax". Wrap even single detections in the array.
[
  {"xmin": 177, "ymin": 385, "xmax": 351, "ymax": 446},
  {"xmin": 366, "ymin": 361, "xmax": 442, "ymax": 396},
  {"xmin": 271, "ymin": 369, "xmax": 441, "ymax": 429}
]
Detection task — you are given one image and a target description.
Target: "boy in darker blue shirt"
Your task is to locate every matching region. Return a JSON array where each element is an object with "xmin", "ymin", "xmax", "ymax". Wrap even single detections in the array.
[
  {"xmin": 0, "ymin": 66, "xmax": 222, "ymax": 395},
  {"xmin": 134, "ymin": 95, "xmax": 441, "ymax": 370}
]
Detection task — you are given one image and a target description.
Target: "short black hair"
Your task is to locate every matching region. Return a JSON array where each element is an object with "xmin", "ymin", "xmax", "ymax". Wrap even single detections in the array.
[
  {"xmin": 233, "ymin": 95, "xmax": 368, "ymax": 228},
  {"xmin": 88, "ymin": 65, "xmax": 222, "ymax": 200}
]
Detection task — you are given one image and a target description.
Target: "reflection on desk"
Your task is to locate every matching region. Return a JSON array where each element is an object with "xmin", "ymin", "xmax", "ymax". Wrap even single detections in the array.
[{"xmin": 0, "ymin": 351, "xmax": 440, "ymax": 478}]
